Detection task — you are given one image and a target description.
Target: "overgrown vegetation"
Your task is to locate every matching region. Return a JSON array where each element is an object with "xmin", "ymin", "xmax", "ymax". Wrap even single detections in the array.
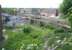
[{"xmin": 4, "ymin": 24, "xmax": 52, "ymax": 50}]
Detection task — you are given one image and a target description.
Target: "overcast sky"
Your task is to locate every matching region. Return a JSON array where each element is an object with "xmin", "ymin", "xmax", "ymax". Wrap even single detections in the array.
[{"xmin": 0, "ymin": 0, "xmax": 63, "ymax": 8}]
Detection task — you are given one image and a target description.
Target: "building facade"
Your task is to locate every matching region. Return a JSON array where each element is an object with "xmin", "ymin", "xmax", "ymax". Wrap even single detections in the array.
[{"xmin": 16, "ymin": 8, "xmax": 59, "ymax": 17}]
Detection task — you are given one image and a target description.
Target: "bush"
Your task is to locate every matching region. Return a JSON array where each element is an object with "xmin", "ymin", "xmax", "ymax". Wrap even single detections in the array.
[
  {"xmin": 4, "ymin": 24, "xmax": 51, "ymax": 50},
  {"xmin": 5, "ymin": 26, "xmax": 13, "ymax": 29},
  {"xmin": 40, "ymin": 22, "xmax": 45, "ymax": 27},
  {"xmin": 23, "ymin": 26, "xmax": 33, "ymax": 34},
  {"xmin": 45, "ymin": 24, "xmax": 54, "ymax": 30},
  {"xmin": 54, "ymin": 28, "xmax": 65, "ymax": 33}
]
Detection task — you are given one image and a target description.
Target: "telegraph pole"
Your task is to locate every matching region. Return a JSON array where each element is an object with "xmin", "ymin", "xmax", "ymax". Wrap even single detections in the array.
[{"xmin": 0, "ymin": 5, "xmax": 5, "ymax": 48}]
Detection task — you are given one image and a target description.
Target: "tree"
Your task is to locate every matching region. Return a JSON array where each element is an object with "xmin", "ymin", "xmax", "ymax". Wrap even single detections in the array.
[
  {"xmin": 41, "ymin": 0, "xmax": 72, "ymax": 50},
  {"xmin": 0, "ymin": 5, "xmax": 5, "ymax": 48},
  {"xmin": 60, "ymin": 0, "xmax": 72, "ymax": 15},
  {"xmin": 60, "ymin": 0, "xmax": 72, "ymax": 29},
  {"xmin": 2, "ymin": 8, "xmax": 17, "ymax": 15},
  {"xmin": 47, "ymin": 0, "xmax": 72, "ymax": 50}
]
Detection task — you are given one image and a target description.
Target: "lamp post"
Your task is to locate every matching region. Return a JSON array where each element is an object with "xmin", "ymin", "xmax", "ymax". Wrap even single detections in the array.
[{"xmin": 0, "ymin": 5, "xmax": 5, "ymax": 48}]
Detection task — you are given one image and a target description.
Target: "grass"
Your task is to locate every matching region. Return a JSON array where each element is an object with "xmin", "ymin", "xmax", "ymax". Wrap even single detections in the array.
[{"xmin": 4, "ymin": 24, "xmax": 53, "ymax": 50}]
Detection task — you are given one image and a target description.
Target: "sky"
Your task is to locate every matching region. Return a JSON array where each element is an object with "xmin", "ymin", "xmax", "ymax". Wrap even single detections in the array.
[{"xmin": 0, "ymin": 0, "xmax": 63, "ymax": 8}]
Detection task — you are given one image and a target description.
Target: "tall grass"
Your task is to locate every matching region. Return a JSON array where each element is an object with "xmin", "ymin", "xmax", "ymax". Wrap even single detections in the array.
[{"xmin": 4, "ymin": 24, "xmax": 52, "ymax": 50}]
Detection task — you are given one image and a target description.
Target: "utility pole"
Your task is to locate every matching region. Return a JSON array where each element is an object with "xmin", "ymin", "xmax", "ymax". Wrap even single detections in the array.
[{"xmin": 0, "ymin": 5, "xmax": 5, "ymax": 48}]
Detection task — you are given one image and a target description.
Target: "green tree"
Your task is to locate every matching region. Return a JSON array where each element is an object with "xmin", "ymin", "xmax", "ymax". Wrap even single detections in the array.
[
  {"xmin": 48, "ymin": 0, "xmax": 72, "ymax": 50},
  {"xmin": 2, "ymin": 8, "xmax": 17, "ymax": 15},
  {"xmin": 60, "ymin": 0, "xmax": 72, "ymax": 29},
  {"xmin": 60, "ymin": 0, "xmax": 72, "ymax": 15},
  {"xmin": 41, "ymin": 0, "xmax": 72, "ymax": 50}
]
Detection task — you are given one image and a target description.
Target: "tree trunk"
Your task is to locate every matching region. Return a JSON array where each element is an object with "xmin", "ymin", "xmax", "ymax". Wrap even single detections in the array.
[{"xmin": 0, "ymin": 5, "xmax": 5, "ymax": 48}]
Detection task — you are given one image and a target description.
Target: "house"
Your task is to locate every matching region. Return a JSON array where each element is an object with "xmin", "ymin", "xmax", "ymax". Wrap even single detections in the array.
[
  {"xmin": 16, "ymin": 8, "xmax": 59, "ymax": 18},
  {"xmin": 16, "ymin": 8, "xmax": 32, "ymax": 17},
  {"xmin": 40, "ymin": 8, "xmax": 59, "ymax": 17}
]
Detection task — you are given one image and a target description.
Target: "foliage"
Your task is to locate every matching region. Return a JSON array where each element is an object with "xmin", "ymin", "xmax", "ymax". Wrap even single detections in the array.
[
  {"xmin": 40, "ymin": 22, "xmax": 45, "ymax": 27},
  {"xmin": 45, "ymin": 24, "xmax": 55, "ymax": 30},
  {"xmin": 5, "ymin": 22, "xmax": 72, "ymax": 50},
  {"xmin": 60, "ymin": 0, "xmax": 72, "ymax": 15},
  {"xmin": 4, "ymin": 24, "xmax": 51, "ymax": 50},
  {"xmin": 45, "ymin": 0, "xmax": 72, "ymax": 49},
  {"xmin": 47, "ymin": 28, "xmax": 72, "ymax": 50},
  {"xmin": 23, "ymin": 25, "xmax": 33, "ymax": 34},
  {"xmin": 60, "ymin": 0, "xmax": 72, "ymax": 28},
  {"xmin": 3, "ymin": 1, "xmax": 72, "ymax": 49},
  {"xmin": 2, "ymin": 8, "xmax": 16, "ymax": 15}
]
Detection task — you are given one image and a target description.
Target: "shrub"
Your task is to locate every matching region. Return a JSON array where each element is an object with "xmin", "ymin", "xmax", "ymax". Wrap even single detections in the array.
[
  {"xmin": 23, "ymin": 26, "xmax": 33, "ymax": 34},
  {"xmin": 45, "ymin": 24, "xmax": 54, "ymax": 30},
  {"xmin": 4, "ymin": 24, "xmax": 51, "ymax": 50},
  {"xmin": 40, "ymin": 22, "xmax": 45, "ymax": 27},
  {"xmin": 5, "ymin": 26, "xmax": 13, "ymax": 29}
]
